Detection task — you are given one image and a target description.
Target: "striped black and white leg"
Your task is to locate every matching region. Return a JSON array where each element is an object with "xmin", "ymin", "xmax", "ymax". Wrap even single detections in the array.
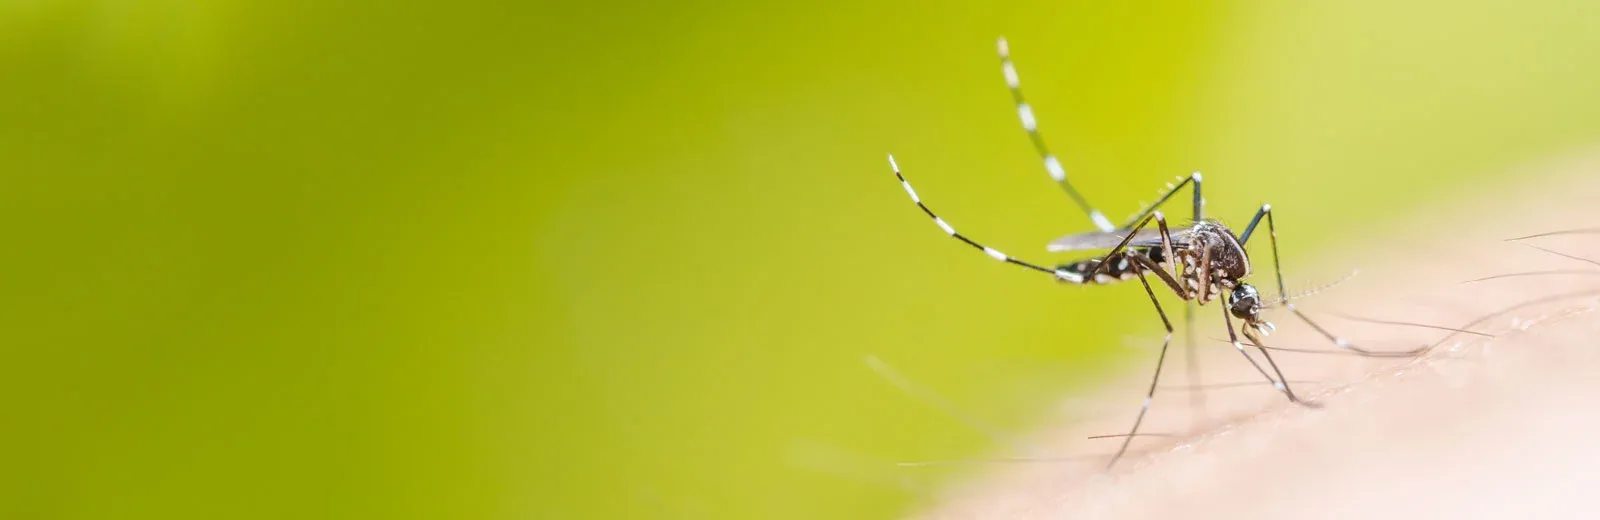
[
  {"xmin": 1107, "ymin": 261, "xmax": 1175, "ymax": 469},
  {"xmin": 1111, "ymin": 173, "xmax": 1210, "ymax": 411},
  {"xmin": 998, "ymin": 39, "xmax": 1209, "ymax": 410},
  {"xmin": 997, "ymin": 37, "xmax": 1114, "ymax": 232},
  {"xmin": 1113, "ymin": 169, "xmax": 1209, "ymax": 427},
  {"xmin": 1219, "ymin": 295, "xmax": 1319, "ymax": 407},
  {"xmin": 1183, "ymin": 291, "xmax": 1203, "ymax": 428},
  {"xmin": 889, "ymin": 155, "xmax": 1085, "ymax": 282},
  {"xmin": 1120, "ymin": 172, "xmax": 1203, "ymax": 231},
  {"xmin": 1239, "ymin": 204, "xmax": 1426, "ymax": 358},
  {"xmin": 1182, "ymin": 172, "xmax": 1205, "ymax": 428},
  {"xmin": 1075, "ymin": 213, "xmax": 1194, "ymax": 466},
  {"xmin": 1083, "ymin": 210, "xmax": 1169, "ymax": 280},
  {"xmin": 1072, "ymin": 211, "xmax": 1193, "ymax": 298}
]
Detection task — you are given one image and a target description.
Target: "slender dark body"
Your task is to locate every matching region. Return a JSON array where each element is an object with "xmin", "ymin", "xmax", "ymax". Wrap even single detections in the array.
[
  {"xmin": 1056, "ymin": 246, "xmax": 1169, "ymax": 285},
  {"xmin": 1055, "ymin": 220, "xmax": 1249, "ymax": 304}
]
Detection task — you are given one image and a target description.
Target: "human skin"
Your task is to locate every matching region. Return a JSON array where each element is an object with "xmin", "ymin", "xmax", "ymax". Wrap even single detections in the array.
[{"xmin": 908, "ymin": 153, "xmax": 1600, "ymax": 520}]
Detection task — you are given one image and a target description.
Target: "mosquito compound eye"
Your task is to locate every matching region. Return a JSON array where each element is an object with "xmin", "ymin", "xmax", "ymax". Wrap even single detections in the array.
[
  {"xmin": 1230, "ymin": 284, "xmax": 1261, "ymax": 319},
  {"xmin": 1230, "ymin": 284, "xmax": 1259, "ymax": 303},
  {"xmin": 1229, "ymin": 298, "xmax": 1252, "ymax": 319}
]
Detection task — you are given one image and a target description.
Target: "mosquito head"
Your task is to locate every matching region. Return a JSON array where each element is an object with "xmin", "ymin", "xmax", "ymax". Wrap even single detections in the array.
[{"xmin": 1230, "ymin": 283, "xmax": 1276, "ymax": 335}]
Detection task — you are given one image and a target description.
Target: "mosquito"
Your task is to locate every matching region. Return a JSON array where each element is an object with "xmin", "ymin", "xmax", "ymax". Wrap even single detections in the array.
[{"xmin": 887, "ymin": 37, "xmax": 1423, "ymax": 469}]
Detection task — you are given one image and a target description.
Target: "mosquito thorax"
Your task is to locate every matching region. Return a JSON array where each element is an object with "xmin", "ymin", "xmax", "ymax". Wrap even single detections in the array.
[{"xmin": 1189, "ymin": 220, "xmax": 1252, "ymax": 279}]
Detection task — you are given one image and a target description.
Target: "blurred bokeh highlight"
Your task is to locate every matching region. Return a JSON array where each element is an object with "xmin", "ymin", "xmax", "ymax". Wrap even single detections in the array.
[{"xmin": 3, "ymin": 1, "xmax": 1597, "ymax": 519}]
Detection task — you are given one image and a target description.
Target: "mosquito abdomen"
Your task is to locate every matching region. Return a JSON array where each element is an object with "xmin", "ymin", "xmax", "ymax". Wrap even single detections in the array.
[{"xmin": 1057, "ymin": 251, "xmax": 1146, "ymax": 285}]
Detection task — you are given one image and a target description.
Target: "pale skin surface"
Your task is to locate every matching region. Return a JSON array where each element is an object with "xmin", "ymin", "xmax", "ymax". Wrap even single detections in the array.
[{"xmin": 907, "ymin": 152, "xmax": 1600, "ymax": 520}]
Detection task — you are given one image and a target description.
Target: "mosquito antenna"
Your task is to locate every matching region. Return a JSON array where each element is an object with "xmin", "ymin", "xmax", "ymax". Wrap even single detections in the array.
[
  {"xmin": 1506, "ymin": 228, "xmax": 1600, "ymax": 241},
  {"xmin": 1264, "ymin": 268, "xmax": 1361, "ymax": 307},
  {"xmin": 889, "ymin": 155, "xmax": 1085, "ymax": 282},
  {"xmin": 1325, "ymin": 312, "xmax": 1496, "ymax": 338},
  {"xmin": 1462, "ymin": 270, "xmax": 1600, "ymax": 283},
  {"xmin": 997, "ymin": 37, "xmax": 1114, "ymax": 232}
]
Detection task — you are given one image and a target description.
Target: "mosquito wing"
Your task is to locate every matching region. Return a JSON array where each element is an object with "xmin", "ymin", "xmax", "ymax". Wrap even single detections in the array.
[{"xmin": 1046, "ymin": 226, "xmax": 1194, "ymax": 252}]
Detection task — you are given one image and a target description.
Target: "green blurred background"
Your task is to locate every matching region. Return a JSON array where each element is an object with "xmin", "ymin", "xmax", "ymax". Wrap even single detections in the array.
[{"xmin": 3, "ymin": 1, "xmax": 1597, "ymax": 518}]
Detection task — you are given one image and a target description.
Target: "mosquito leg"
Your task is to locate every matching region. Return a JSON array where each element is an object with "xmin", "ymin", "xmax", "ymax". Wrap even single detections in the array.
[
  {"xmin": 1003, "ymin": 38, "xmax": 1199, "ymax": 239},
  {"xmin": 1000, "ymin": 36, "xmax": 1202, "ymax": 234},
  {"xmin": 1184, "ymin": 302, "xmax": 1204, "ymax": 429},
  {"xmin": 1122, "ymin": 172, "xmax": 1204, "ymax": 231},
  {"xmin": 1239, "ymin": 204, "xmax": 1426, "ymax": 357},
  {"xmin": 1185, "ymin": 168, "xmax": 1205, "ymax": 427},
  {"xmin": 1081, "ymin": 211, "xmax": 1161, "ymax": 281},
  {"xmin": 1108, "ymin": 261, "xmax": 1176, "ymax": 470},
  {"xmin": 1089, "ymin": 216, "xmax": 1188, "ymax": 296},
  {"xmin": 1192, "ymin": 170, "xmax": 1204, "ymax": 221},
  {"xmin": 1044, "ymin": 173, "xmax": 1202, "ymax": 256},
  {"xmin": 1218, "ymin": 298, "xmax": 1317, "ymax": 407},
  {"xmin": 997, "ymin": 37, "xmax": 1115, "ymax": 232},
  {"xmin": 889, "ymin": 156, "xmax": 1086, "ymax": 282},
  {"xmin": 1155, "ymin": 208, "xmax": 1180, "ymax": 271},
  {"xmin": 1242, "ymin": 327, "xmax": 1322, "ymax": 409},
  {"xmin": 1129, "ymin": 254, "xmax": 1185, "ymax": 295},
  {"xmin": 1084, "ymin": 210, "xmax": 1185, "ymax": 285},
  {"xmin": 1238, "ymin": 204, "xmax": 1269, "ymax": 245}
]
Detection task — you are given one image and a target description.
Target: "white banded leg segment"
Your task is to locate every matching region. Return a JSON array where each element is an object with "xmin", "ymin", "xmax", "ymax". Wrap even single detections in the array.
[
  {"xmin": 1224, "ymin": 304, "xmax": 1319, "ymax": 407},
  {"xmin": 1017, "ymin": 103, "xmax": 1037, "ymax": 131},
  {"xmin": 1120, "ymin": 173, "xmax": 1202, "ymax": 231},
  {"xmin": 1215, "ymin": 296, "xmax": 1302, "ymax": 403},
  {"xmin": 1107, "ymin": 260, "xmax": 1176, "ymax": 470},
  {"xmin": 1182, "ymin": 300, "xmax": 1204, "ymax": 429},
  {"xmin": 888, "ymin": 155, "xmax": 1077, "ymax": 280},
  {"xmin": 1226, "ymin": 337, "xmax": 1295, "ymax": 402},
  {"xmin": 1181, "ymin": 171, "xmax": 1205, "ymax": 424},
  {"xmin": 1044, "ymin": 155, "xmax": 1065, "ymax": 181},
  {"xmin": 1090, "ymin": 210, "xmax": 1114, "ymax": 232},
  {"xmin": 1244, "ymin": 333, "xmax": 1319, "ymax": 407},
  {"xmin": 995, "ymin": 36, "xmax": 1105, "ymax": 229},
  {"xmin": 1231, "ymin": 341, "xmax": 1277, "ymax": 387},
  {"xmin": 900, "ymin": 179, "xmax": 919, "ymax": 204}
]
